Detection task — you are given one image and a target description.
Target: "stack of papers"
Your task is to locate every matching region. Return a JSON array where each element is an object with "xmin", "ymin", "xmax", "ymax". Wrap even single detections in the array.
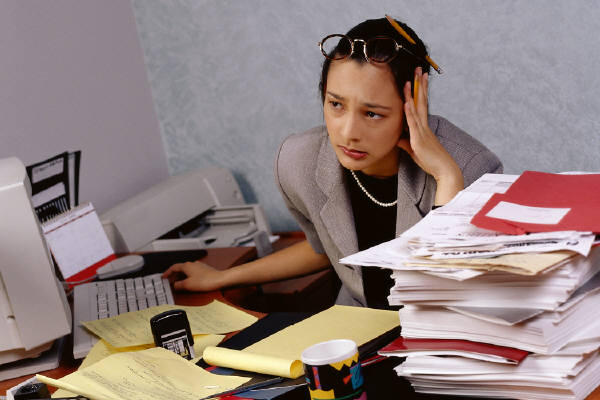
[
  {"xmin": 389, "ymin": 251, "xmax": 599, "ymax": 310},
  {"xmin": 396, "ymin": 352, "xmax": 600, "ymax": 400},
  {"xmin": 341, "ymin": 172, "xmax": 600, "ymax": 399}
]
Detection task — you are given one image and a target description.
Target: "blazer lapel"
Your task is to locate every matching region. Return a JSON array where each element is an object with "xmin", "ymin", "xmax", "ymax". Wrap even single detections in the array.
[
  {"xmin": 395, "ymin": 151, "xmax": 430, "ymax": 236},
  {"xmin": 316, "ymin": 136, "xmax": 359, "ymax": 258}
]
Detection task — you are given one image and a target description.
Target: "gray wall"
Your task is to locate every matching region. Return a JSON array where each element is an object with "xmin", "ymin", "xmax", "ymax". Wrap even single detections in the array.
[
  {"xmin": 1, "ymin": 0, "xmax": 168, "ymax": 214},
  {"xmin": 132, "ymin": 0, "xmax": 600, "ymax": 232}
]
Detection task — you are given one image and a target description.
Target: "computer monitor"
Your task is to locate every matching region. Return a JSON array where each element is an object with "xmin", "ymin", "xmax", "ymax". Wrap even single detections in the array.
[{"xmin": 0, "ymin": 157, "xmax": 71, "ymax": 379}]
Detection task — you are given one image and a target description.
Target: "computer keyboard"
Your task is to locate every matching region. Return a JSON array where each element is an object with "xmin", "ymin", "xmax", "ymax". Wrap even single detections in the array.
[{"xmin": 72, "ymin": 273, "xmax": 174, "ymax": 359}]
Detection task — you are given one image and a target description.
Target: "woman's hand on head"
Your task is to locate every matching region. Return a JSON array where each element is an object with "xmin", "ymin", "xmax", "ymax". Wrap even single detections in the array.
[
  {"xmin": 397, "ymin": 67, "xmax": 459, "ymax": 180},
  {"xmin": 162, "ymin": 261, "xmax": 226, "ymax": 292},
  {"xmin": 397, "ymin": 67, "xmax": 464, "ymax": 204}
]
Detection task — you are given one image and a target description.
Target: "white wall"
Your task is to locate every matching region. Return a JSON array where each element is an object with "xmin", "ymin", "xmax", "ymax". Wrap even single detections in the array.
[{"xmin": 0, "ymin": 0, "xmax": 168, "ymax": 214}]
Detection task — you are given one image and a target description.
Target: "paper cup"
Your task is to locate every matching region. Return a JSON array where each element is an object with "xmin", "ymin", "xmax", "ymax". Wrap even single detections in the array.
[{"xmin": 301, "ymin": 339, "xmax": 366, "ymax": 400}]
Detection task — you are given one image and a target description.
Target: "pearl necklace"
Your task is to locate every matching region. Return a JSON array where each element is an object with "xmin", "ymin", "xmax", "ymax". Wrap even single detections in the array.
[{"xmin": 350, "ymin": 170, "xmax": 398, "ymax": 207}]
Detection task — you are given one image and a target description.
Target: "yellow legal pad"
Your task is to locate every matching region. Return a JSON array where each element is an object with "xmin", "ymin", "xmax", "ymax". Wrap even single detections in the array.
[
  {"xmin": 50, "ymin": 334, "xmax": 226, "ymax": 398},
  {"xmin": 203, "ymin": 305, "xmax": 400, "ymax": 378}
]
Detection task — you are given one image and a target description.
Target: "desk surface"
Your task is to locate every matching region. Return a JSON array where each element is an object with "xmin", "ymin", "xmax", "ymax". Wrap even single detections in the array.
[{"xmin": 2, "ymin": 240, "xmax": 600, "ymax": 399}]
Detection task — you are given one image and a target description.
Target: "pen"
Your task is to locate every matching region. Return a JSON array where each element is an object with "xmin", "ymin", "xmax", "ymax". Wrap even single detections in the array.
[
  {"xmin": 199, "ymin": 376, "xmax": 284, "ymax": 400},
  {"xmin": 360, "ymin": 354, "xmax": 387, "ymax": 367},
  {"xmin": 385, "ymin": 14, "xmax": 443, "ymax": 74},
  {"xmin": 413, "ymin": 76, "xmax": 419, "ymax": 110}
]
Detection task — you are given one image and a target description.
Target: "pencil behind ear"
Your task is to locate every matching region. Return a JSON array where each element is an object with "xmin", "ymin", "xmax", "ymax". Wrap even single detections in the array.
[{"xmin": 413, "ymin": 76, "xmax": 419, "ymax": 110}]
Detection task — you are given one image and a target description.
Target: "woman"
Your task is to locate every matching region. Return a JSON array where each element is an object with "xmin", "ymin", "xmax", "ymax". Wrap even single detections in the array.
[{"xmin": 163, "ymin": 17, "xmax": 502, "ymax": 310}]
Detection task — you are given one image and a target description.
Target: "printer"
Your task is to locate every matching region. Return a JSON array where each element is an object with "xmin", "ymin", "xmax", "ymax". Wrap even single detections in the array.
[{"xmin": 101, "ymin": 167, "xmax": 272, "ymax": 253}]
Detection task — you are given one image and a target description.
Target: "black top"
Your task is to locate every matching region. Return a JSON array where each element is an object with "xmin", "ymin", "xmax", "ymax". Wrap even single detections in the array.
[{"xmin": 345, "ymin": 169, "xmax": 399, "ymax": 310}]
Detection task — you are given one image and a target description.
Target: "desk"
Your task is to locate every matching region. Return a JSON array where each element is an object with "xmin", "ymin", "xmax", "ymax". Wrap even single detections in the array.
[{"xmin": 2, "ymin": 241, "xmax": 600, "ymax": 399}]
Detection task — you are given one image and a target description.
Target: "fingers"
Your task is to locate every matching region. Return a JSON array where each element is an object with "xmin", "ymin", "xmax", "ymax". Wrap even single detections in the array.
[
  {"xmin": 173, "ymin": 278, "xmax": 190, "ymax": 291},
  {"xmin": 162, "ymin": 261, "xmax": 223, "ymax": 292},
  {"xmin": 162, "ymin": 262, "xmax": 196, "ymax": 285},
  {"xmin": 163, "ymin": 262, "xmax": 196, "ymax": 291},
  {"xmin": 162, "ymin": 263, "xmax": 184, "ymax": 279},
  {"xmin": 402, "ymin": 67, "xmax": 430, "ymax": 140}
]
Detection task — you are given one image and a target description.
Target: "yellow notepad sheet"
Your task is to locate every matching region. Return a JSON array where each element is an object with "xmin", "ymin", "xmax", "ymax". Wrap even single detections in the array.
[
  {"xmin": 52, "ymin": 334, "xmax": 224, "ymax": 399},
  {"xmin": 39, "ymin": 347, "xmax": 249, "ymax": 400},
  {"xmin": 82, "ymin": 300, "xmax": 257, "ymax": 348},
  {"xmin": 203, "ymin": 346, "xmax": 304, "ymax": 378},
  {"xmin": 85, "ymin": 334, "xmax": 225, "ymax": 368}
]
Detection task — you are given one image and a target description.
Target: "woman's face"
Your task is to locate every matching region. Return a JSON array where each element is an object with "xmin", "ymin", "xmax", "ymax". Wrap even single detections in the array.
[{"xmin": 323, "ymin": 59, "xmax": 404, "ymax": 177}]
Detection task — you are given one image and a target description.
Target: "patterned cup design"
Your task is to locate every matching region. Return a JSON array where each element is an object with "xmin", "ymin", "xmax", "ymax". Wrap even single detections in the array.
[{"xmin": 302, "ymin": 339, "xmax": 366, "ymax": 400}]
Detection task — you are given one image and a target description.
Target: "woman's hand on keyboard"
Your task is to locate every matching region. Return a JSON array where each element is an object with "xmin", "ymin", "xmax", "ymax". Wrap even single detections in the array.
[{"xmin": 162, "ymin": 261, "xmax": 226, "ymax": 292}]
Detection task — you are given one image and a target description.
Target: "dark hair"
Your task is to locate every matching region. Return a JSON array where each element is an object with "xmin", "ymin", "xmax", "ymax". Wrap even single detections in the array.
[{"xmin": 319, "ymin": 17, "xmax": 430, "ymax": 103}]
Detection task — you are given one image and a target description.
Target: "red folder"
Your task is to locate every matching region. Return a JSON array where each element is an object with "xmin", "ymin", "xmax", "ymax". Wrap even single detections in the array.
[
  {"xmin": 471, "ymin": 171, "xmax": 600, "ymax": 235},
  {"xmin": 378, "ymin": 336, "xmax": 529, "ymax": 364}
]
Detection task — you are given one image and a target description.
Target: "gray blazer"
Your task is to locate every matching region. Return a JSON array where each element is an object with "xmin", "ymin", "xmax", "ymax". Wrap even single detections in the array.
[{"xmin": 274, "ymin": 115, "xmax": 503, "ymax": 307}]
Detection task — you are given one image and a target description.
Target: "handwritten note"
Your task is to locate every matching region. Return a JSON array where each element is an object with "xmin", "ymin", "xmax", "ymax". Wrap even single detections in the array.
[
  {"xmin": 486, "ymin": 201, "xmax": 571, "ymax": 224},
  {"xmin": 82, "ymin": 300, "xmax": 257, "ymax": 347},
  {"xmin": 38, "ymin": 347, "xmax": 249, "ymax": 400},
  {"xmin": 85, "ymin": 334, "xmax": 225, "ymax": 368},
  {"xmin": 52, "ymin": 334, "xmax": 225, "ymax": 398}
]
